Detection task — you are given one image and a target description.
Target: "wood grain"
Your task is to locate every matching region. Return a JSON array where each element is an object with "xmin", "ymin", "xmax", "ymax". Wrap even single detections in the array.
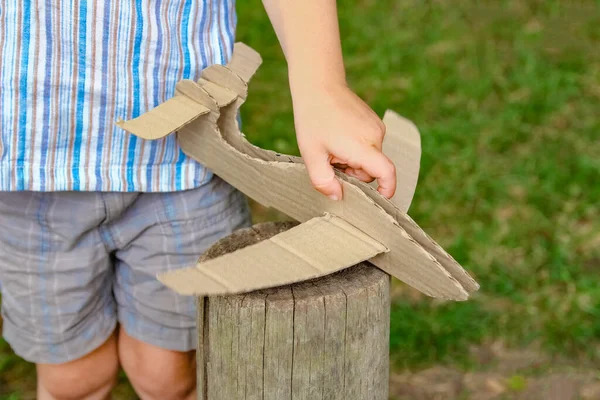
[{"xmin": 197, "ymin": 222, "xmax": 390, "ymax": 400}]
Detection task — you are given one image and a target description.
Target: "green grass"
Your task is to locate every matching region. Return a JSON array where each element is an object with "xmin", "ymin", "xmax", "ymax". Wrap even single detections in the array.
[
  {"xmin": 0, "ymin": 334, "xmax": 35, "ymax": 399},
  {"xmin": 236, "ymin": 0, "xmax": 600, "ymax": 366},
  {"xmin": 1, "ymin": 0, "xmax": 599, "ymax": 396},
  {"xmin": 389, "ymin": 300, "xmax": 500, "ymax": 369}
]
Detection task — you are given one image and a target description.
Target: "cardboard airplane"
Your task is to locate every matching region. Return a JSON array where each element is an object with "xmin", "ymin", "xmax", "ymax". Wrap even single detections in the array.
[{"xmin": 116, "ymin": 43, "xmax": 480, "ymax": 301}]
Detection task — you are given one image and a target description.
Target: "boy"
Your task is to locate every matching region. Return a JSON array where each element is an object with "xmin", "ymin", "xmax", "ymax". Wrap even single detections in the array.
[{"xmin": 0, "ymin": 0, "xmax": 396, "ymax": 399}]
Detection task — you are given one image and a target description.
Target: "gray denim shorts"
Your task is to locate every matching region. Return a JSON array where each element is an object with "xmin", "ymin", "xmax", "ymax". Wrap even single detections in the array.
[{"xmin": 0, "ymin": 175, "xmax": 251, "ymax": 364}]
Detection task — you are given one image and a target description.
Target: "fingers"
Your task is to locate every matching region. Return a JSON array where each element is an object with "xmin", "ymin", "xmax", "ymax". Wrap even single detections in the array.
[
  {"xmin": 351, "ymin": 145, "xmax": 396, "ymax": 198},
  {"xmin": 303, "ymin": 144, "xmax": 396, "ymax": 199},
  {"xmin": 302, "ymin": 146, "xmax": 343, "ymax": 200},
  {"xmin": 344, "ymin": 167, "xmax": 375, "ymax": 183},
  {"xmin": 301, "ymin": 137, "xmax": 395, "ymax": 200}
]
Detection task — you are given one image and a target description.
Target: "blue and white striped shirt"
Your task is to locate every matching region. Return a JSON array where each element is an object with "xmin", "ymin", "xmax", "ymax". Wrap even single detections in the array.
[{"xmin": 0, "ymin": 0, "xmax": 236, "ymax": 192}]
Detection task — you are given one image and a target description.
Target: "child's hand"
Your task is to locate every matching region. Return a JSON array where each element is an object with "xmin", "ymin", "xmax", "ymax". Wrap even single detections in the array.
[{"xmin": 291, "ymin": 82, "xmax": 396, "ymax": 201}]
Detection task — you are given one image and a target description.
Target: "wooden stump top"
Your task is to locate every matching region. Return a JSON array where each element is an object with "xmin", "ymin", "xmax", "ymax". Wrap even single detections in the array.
[
  {"xmin": 198, "ymin": 221, "xmax": 391, "ymax": 400},
  {"xmin": 199, "ymin": 221, "xmax": 300, "ymax": 262}
]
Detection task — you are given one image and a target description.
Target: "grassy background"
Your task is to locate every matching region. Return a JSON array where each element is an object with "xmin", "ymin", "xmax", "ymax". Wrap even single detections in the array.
[
  {"xmin": 1, "ymin": 0, "xmax": 599, "ymax": 398},
  {"xmin": 238, "ymin": 0, "xmax": 600, "ymax": 368}
]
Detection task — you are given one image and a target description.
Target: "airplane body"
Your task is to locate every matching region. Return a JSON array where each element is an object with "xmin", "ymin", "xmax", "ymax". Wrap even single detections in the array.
[{"xmin": 117, "ymin": 43, "xmax": 479, "ymax": 301}]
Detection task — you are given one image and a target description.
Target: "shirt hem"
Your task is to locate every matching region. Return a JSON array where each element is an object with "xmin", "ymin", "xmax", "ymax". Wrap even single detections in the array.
[{"xmin": 0, "ymin": 164, "xmax": 214, "ymax": 193}]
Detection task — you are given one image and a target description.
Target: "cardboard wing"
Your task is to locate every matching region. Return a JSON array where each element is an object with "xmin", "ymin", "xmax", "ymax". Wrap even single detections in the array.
[
  {"xmin": 116, "ymin": 43, "xmax": 480, "ymax": 301},
  {"xmin": 159, "ymin": 213, "xmax": 387, "ymax": 295}
]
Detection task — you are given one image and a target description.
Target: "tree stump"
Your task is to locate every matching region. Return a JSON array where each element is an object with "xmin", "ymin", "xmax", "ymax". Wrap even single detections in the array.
[{"xmin": 197, "ymin": 221, "xmax": 391, "ymax": 400}]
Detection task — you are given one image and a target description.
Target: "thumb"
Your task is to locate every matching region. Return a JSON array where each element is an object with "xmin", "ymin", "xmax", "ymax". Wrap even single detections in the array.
[{"xmin": 302, "ymin": 146, "xmax": 343, "ymax": 201}]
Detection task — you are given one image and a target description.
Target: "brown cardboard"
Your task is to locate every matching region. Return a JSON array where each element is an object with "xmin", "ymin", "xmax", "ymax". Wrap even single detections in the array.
[
  {"xmin": 158, "ymin": 213, "xmax": 387, "ymax": 295},
  {"xmin": 116, "ymin": 43, "xmax": 480, "ymax": 301},
  {"xmin": 116, "ymin": 91, "xmax": 210, "ymax": 140},
  {"xmin": 378, "ymin": 111, "xmax": 421, "ymax": 213}
]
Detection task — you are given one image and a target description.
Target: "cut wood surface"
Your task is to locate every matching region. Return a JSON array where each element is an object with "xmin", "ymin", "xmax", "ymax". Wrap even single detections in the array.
[{"xmin": 197, "ymin": 222, "xmax": 391, "ymax": 400}]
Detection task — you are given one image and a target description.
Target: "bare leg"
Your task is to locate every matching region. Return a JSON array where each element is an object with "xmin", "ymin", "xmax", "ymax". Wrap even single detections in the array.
[
  {"xmin": 118, "ymin": 327, "xmax": 196, "ymax": 400},
  {"xmin": 37, "ymin": 331, "xmax": 119, "ymax": 400}
]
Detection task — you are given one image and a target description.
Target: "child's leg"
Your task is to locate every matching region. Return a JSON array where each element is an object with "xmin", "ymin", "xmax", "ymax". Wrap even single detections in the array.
[
  {"xmin": 37, "ymin": 332, "xmax": 118, "ymax": 400},
  {"xmin": 118, "ymin": 328, "xmax": 196, "ymax": 400},
  {"xmin": 103, "ymin": 175, "xmax": 251, "ymax": 399},
  {"xmin": 0, "ymin": 191, "xmax": 123, "ymax": 399},
  {"xmin": 0, "ymin": 176, "xmax": 250, "ymax": 399}
]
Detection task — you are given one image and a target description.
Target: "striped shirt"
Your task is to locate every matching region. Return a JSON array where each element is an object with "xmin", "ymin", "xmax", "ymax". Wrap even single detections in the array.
[{"xmin": 0, "ymin": 0, "xmax": 236, "ymax": 192}]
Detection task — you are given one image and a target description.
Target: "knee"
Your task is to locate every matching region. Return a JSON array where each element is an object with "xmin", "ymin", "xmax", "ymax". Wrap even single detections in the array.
[
  {"xmin": 119, "ymin": 331, "xmax": 196, "ymax": 400},
  {"xmin": 128, "ymin": 363, "xmax": 196, "ymax": 400},
  {"xmin": 123, "ymin": 351, "xmax": 196, "ymax": 400},
  {"xmin": 37, "ymin": 333, "xmax": 119, "ymax": 400}
]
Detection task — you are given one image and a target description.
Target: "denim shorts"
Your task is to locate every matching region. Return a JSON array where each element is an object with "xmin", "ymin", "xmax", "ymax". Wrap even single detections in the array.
[{"xmin": 0, "ymin": 175, "xmax": 250, "ymax": 364}]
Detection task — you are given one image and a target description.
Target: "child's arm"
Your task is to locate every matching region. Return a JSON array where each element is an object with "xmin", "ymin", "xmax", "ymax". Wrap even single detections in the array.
[{"xmin": 262, "ymin": 0, "xmax": 396, "ymax": 200}]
